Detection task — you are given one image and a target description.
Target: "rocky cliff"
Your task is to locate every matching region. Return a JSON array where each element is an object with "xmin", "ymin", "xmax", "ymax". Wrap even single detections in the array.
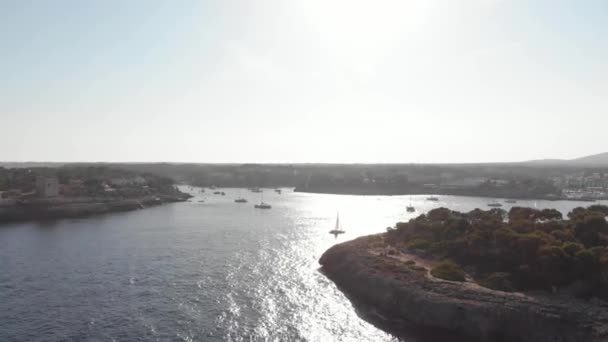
[{"xmin": 320, "ymin": 234, "xmax": 608, "ymax": 342}]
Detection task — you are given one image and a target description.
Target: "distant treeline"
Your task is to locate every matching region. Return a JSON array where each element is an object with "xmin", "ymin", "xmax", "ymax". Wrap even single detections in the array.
[
  {"xmin": 26, "ymin": 162, "xmax": 608, "ymax": 199},
  {"xmin": 0, "ymin": 166, "xmax": 182, "ymax": 198}
]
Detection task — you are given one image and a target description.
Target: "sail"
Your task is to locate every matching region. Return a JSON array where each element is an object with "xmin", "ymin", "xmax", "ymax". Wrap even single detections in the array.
[{"xmin": 335, "ymin": 213, "xmax": 340, "ymax": 230}]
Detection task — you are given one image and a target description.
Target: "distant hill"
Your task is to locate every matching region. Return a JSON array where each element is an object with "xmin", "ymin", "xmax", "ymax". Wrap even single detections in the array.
[
  {"xmin": 523, "ymin": 159, "xmax": 567, "ymax": 166},
  {"xmin": 571, "ymin": 152, "xmax": 608, "ymax": 165},
  {"xmin": 0, "ymin": 162, "xmax": 65, "ymax": 168},
  {"xmin": 524, "ymin": 152, "xmax": 608, "ymax": 167}
]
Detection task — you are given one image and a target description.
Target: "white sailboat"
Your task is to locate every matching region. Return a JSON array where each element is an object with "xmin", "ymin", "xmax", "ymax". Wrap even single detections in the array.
[
  {"xmin": 254, "ymin": 191, "xmax": 271, "ymax": 209},
  {"xmin": 234, "ymin": 189, "xmax": 248, "ymax": 203},
  {"xmin": 329, "ymin": 213, "xmax": 345, "ymax": 236},
  {"xmin": 406, "ymin": 197, "xmax": 415, "ymax": 212}
]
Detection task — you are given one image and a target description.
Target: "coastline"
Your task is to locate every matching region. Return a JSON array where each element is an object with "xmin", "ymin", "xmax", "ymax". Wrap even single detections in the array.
[
  {"xmin": 0, "ymin": 194, "xmax": 190, "ymax": 224},
  {"xmin": 319, "ymin": 234, "xmax": 608, "ymax": 342},
  {"xmin": 295, "ymin": 186, "xmax": 600, "ymax": 202}
]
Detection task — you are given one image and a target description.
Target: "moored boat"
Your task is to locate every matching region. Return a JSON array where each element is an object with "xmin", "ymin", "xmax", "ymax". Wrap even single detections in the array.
[
  {"xmin": 406, "ymin": 197, "xmax": 415, "ymax": 212},
  {"xmin": 254, "ymin": 191, "xmax": 271, "ymax": 209},
  {"xmin": 235, "ymin": 189, "xmax": 248, "ymax": 203}
]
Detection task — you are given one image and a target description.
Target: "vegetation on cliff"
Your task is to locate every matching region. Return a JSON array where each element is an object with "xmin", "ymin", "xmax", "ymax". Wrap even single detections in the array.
[
  {"xmin": 430, "ymin": 261, "xmax": 466, "ymax": 281},
  {"xmin": 386, "ymin": 205, "xmax": 608, "ymax": 298}
]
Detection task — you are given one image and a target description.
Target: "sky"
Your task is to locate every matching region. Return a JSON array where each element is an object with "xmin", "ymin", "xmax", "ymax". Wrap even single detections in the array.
[{"xmin": 1, "ymin": 0, "xmax": 607, "ymax": 163}]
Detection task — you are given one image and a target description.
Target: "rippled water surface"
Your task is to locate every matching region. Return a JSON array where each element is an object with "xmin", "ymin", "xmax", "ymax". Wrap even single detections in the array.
[{"xmin": 0, "ymin": 189, "xmax": 603, "ymax": 341}]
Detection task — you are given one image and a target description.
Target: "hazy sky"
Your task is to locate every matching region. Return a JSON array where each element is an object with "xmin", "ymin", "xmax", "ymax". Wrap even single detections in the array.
[{"xmin": 1, "ymin": 0, "xmax": 607, "ymax": 163}]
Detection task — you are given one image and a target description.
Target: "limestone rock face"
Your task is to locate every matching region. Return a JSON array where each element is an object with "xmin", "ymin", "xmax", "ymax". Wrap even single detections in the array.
[{"xmin": 320, "ymin": 235, "xmax": 608, "ymax": 342}]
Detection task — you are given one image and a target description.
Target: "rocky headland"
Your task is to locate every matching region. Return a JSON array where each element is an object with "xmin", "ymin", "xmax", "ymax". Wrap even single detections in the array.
[{"xmin": 320, "ymin": 234, "xmax": 608, "ymax": 342}]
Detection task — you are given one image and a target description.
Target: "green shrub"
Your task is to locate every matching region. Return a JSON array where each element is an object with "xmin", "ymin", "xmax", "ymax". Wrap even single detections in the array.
[
  {"xmin": 406, "ymin": 238, "xmax": 431, "ymax": 250},
  {"xmin": 541, "ymin": 208, "xmax": 563, "ymax": 221},
  {"xmin": 479, "ymin": 272, "xmax": 514, "ymax": 292},
  {"xmin": 429, "ymin": 238, "xmax": 467, "ymax": 257},
  {"xmin": 430, "ymin": 261, "xmax": 466, "ymax": 282},
  {"xmin": 551, "ymin": 229, "xmax": 574, "ymax": 242},
  {"xmin": 562, "ymin": 242, "xmax": 585, "ymax": 256},
  {"xmin": 575, "ymin": 249, "xmax": 597, "ymax": 269},
  {"xmin": 587, "ymin": 205, "xmax": 608, "ymax": 216},
  {"xmin": 366, "ymin": 235, "xmax": 385, "ymax": 248},
  {"xmin": 396, "ymin": 222, "xmax": 409, "ymax": 230}
]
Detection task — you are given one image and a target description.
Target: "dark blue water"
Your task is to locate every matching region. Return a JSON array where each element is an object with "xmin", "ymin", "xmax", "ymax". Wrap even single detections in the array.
[{"xmin": 0, "ymin": 188, "xmax": 600, "ymax": 341}]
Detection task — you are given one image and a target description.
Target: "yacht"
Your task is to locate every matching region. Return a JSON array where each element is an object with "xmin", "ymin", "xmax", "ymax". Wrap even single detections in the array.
[
  {"xmin": 406, "ymin": 197, "xmax": 415, "ymax": 212},
  {"xmin": 488, "ymin": 201, "xmax": 503, "ymax": 207},
  {"xmin": 426, "ymin": 196, "xmax": 439, "ymax": 201},
  {"xmin": 254, "ymin": 191, "xmax": 271, "ymax": 209},
  {"xmin": 234, "ymin": 189, "xmax": 248, "ymax": 203},
  {"xmin": 329, "ymin": 213, "xmax": 345, "ymax": 236}
]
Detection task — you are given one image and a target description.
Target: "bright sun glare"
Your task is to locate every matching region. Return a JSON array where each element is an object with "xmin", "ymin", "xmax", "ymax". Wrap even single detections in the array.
[{"xmin": 297, "ymin": 0, "xmax": 432, "ymax": 74}]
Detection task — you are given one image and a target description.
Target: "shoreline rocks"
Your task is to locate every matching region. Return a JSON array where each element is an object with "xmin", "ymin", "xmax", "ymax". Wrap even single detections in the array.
[{"xmin": 319, "ymin": 234, "xmax": 608, "ymax": 342}]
